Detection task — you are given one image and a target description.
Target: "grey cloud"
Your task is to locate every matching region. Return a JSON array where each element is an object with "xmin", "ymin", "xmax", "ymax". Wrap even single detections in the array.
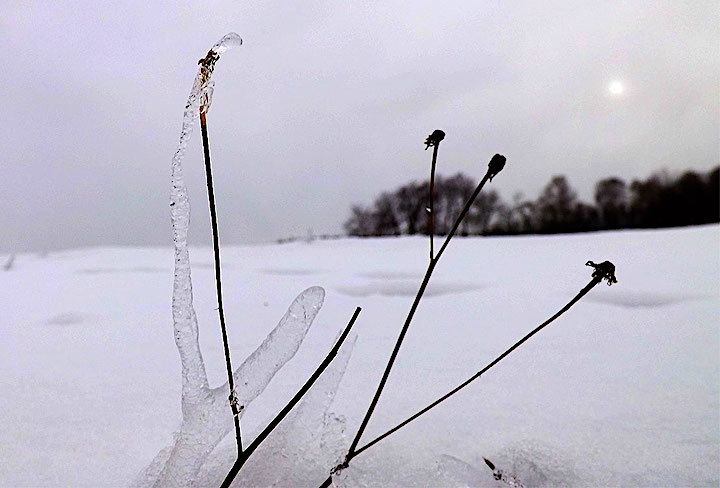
[{"xmin": 1, "ymin": 0, "xmax": 717, "ymax": 252}]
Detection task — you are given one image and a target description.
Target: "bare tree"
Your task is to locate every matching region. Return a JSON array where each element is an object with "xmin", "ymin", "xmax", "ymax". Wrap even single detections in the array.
[
  {"xmin": 468, "ymin": 190, "xmax": 502, "ymax": 235},
  {"xmin": 536, "ymin": 176, "xmax": 579, "ymax": 233},
  {"xmin": 595, "ymin": 177, "xmax": 628, "ymax": 229},
  {"xmin": 344, "ymin": 205, "xmax": 376, "ymax": 236},
  {"xmin": 372, "ymin": 192, "xmax": 401, "ymax": 236}
]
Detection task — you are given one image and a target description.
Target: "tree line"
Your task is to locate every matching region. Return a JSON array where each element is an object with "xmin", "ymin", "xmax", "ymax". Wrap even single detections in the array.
[{"xmin": 344, "ymin": 167, "xmax": 719, "ymax": 236}]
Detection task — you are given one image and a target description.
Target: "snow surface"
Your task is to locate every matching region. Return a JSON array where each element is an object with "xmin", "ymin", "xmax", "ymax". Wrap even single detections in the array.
[{"xmin": 1, "ymin": 225, "xmax": 718, "ymax": 486}]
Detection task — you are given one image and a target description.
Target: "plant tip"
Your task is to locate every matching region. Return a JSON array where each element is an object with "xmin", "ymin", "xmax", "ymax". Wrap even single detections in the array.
[
  {"xmin": 198, "ymin": 49, "xmax": 220, "ymax": 69},
  {"xmin": 487, "ymin": 154, "xmax": 506, "ymax": 181},
  {"xmin": 424, "ymin": 129, "xmax": 446, "ymax": 150},
  {"xmin": 585, "ymin": 260, "xmax": 618, "ymax": 285}
]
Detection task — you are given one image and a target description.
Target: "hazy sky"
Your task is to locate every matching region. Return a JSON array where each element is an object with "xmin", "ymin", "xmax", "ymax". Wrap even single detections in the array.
[{"xmin": 2, "ymin": 0, "xmax": 718, "ymax": 252}]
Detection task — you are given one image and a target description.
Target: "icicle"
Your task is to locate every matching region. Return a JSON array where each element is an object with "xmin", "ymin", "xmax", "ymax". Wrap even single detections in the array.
[
  {"xmin": 169, "ymin": 32, "xmax": 243, "ymax": 407},
  {"xmin": 133, "ymin": 32, "xmax": 335, "ymax": 488}
]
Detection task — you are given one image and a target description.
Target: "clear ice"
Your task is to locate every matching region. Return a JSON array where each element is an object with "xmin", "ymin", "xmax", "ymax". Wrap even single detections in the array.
[
  {"xmin": 195, "ymin": 332, "xmax": 357, "ymax": 487},
  {"xmin": 133, "ymin": 33, "xmax": 347, "ymax": 487}
]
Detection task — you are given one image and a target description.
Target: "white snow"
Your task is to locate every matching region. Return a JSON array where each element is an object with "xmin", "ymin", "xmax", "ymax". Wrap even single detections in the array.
[{"xmin": 1, "ymin": 225, "xmax": 718, "ymax": 486}]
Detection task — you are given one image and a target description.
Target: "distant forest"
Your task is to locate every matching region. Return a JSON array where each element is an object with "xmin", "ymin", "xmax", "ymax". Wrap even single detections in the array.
[{"xmin": 344, "ymin": 167, "xmax": 719, "ymax": 237}]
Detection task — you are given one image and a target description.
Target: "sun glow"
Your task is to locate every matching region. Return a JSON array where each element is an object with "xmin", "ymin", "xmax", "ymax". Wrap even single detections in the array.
[{"xmin": 608, "ymin": 80, "xmax": 625, "ymax": 96}]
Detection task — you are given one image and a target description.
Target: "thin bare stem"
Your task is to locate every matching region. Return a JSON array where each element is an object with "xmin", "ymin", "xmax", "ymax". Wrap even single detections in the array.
[
  {"xmin": 435, "ymin": 154, "xmax": 505, "ymax": 262},
  {"xmin": 346, "ymin": 154, "xmax": 506, "ymax": 459},
  {"xmin": 200, "ymin": 111, "xmax": 243, "ymax": 455},
  {"xmin": 352, "ymin": 276, "xmax": 601, "ymax": 457},
  {"xmin": 434, "ymin": 173, "xmax": 489, "ymax": 261},
  {"xmin": 429, "ymin": 144, "xmax": 438, "ymax": 260},
  {"xmin": 221, "ymin": 307, "xmax": 362, "ymax": 488},
  {"xmin": 318, "ymin": 261, "xmax": 616, "ymax": 487},
  {"xmin": 424, "ymin": 129, "xmax": 445, "ymax": 260}
]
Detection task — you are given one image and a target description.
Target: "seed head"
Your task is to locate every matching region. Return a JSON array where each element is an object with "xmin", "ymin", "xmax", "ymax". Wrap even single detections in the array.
[
  {"xmin": 585, "ymin": 260, "xmax": 618, "ymax": 285},
  {"xmin": 424, "ymin": 129, "xmax": 446, "ymax": 150},
  {"xmin": 487, "ymin": 154, "xmax": 506, "ymax": 181}
]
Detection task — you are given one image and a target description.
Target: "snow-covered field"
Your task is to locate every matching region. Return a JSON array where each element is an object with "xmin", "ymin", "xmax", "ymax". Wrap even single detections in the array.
[{"xmin": 1, "ymin": 225, "xmax": 718, "ymax": 487}]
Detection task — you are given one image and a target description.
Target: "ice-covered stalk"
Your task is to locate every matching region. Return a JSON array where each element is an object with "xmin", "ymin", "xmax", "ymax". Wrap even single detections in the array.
[
  {"xmin": 197, "ymin": 44, "xmax": 244, "ymax": 454},
  {"xmin": 149, "ymin": 33, "xmax": 331, "ymax": 487},
  {"xmin": 169, "ymin": 32, "xmax": 242, "ymax": 408},
  {"xmin": 161, "ymin": 33, "xmax": 243, "ymax": 487}
]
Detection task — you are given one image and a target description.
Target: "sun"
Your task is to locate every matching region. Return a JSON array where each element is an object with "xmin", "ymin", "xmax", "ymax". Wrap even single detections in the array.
[{"xmin": 608, "ymin": 80, "xmax": 625, "ymax": 96}]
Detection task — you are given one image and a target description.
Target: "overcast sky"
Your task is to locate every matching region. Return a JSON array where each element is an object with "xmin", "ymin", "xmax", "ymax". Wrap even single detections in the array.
[{"xmin": 2, "ymin": 0, "xmax": 718, "ymax": 252}]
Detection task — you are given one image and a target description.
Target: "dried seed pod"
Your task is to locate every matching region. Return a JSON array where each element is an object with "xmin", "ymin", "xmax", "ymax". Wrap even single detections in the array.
[
  {"xmin": 585, "ymin": 260, "xmax": 618, "ymax": 285},
  {"xmin": 424, "ymin": 129, "xmax": 446, "ymax": 150},
  {"xmin": 488, "ymin": 154, "xmax": 506, "ymax": 181}
]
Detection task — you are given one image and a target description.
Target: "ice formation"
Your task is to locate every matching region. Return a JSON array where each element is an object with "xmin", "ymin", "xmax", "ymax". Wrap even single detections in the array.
[
  {"xmin": 133, "ymin": 33, "xmax": 347, "ymax": 487},
  {"xmin": 195, "ymin": 332, "xmax": 357, "ymax": 487},
  {"xmin": 168, "ymin": 31, "xmax": 243, "ymax": 408},
  {"xmin": 231, "ymin": 286, "xmax": 326, "ymax": 408},
  {"xmin": 133, "ymin": 283, "xmax": 326, "ymax": 487}
]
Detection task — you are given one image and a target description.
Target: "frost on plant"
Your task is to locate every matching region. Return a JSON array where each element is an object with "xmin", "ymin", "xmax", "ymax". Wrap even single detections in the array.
[{"xmin": 133, "ymin": 32, "xmax": 341, "ymax": 487}]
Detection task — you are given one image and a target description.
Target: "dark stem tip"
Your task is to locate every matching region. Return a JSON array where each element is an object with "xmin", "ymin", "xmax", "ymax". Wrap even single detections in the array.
[
  {"xmin": 487, "ymin": 154, "xmax": 506, "ymax": 181},
  {"xmin": 585, "ymin": 260, "xmax": 618, "ymax": 285},
  {"xmin": 198, "ymin": 50, "xmax": 221, "ymax": 84},
  {"xmin": 198, "ymin": 49, "xmax": 220, "ymax": 67},
  {"xmin": 424, "ymin": 129, "xmax": 446, "ymax": 150},
  {"xmin": 483, "ymin": 457, "xmax": 496, "ymax": 471}
]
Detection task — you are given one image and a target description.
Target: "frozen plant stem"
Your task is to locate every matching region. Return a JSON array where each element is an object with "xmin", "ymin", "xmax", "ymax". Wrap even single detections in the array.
[
  {"xmin": 317, "ymin": 261, "xmax": 617, "ymax": 486},
  {"xmin": 220, "ymin": 307, "xmax": 363, "ymax": 488},
  {"xmin": 199, "ymin": 110, "xmax": 243, "ymax": 455},
  {"xmin": 343, "ymin": 153, "xmax": 506, "ymax": 469}
]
